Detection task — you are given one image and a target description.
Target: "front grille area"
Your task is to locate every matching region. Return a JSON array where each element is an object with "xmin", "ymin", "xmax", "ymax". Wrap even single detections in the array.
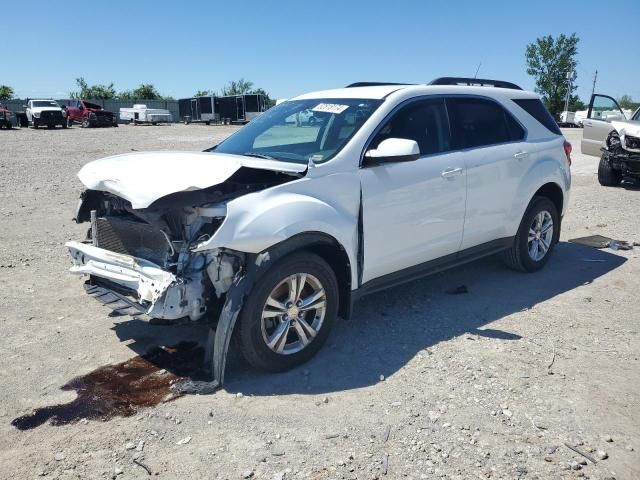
[
  {"xmin": 40, "ymin": 110, "xmax": 63, "ymax": 121},
  {"xmin": 93, "ymin": 216, "xmax": 171, "ymax": 266}
]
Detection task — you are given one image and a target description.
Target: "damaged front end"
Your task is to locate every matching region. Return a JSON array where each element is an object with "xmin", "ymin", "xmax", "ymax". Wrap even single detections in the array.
[
  {"xmin": 602, "ymin": 122, "xmax": 640, "ymax": 178},
  {"xmin": 66, "ymin": 155, "xmax": 306, "ymax": 386},
  {"xmin": 67, "ymin": 188, "xmax": 246, "ymax": 322}
]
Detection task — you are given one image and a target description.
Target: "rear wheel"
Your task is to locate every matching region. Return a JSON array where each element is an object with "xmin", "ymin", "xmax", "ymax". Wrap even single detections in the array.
[
  {"xmin": 237, "ymin": 252, "xmax": 338, "ymax": 372},
  {"xmin": 503, "ymin": 197, "xmax": 559, "ymax": 272}
]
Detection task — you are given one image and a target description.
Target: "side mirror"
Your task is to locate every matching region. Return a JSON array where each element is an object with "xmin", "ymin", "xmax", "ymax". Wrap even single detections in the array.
[{"xmin": 364, "ymin": 138, "xmax": 420, "ymax": 165}]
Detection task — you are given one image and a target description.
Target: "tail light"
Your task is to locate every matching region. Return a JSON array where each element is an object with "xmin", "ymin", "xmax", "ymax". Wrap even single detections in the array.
[{"xmin": 563, "ymin": 140, "xmax": 572, "ymax": 166}]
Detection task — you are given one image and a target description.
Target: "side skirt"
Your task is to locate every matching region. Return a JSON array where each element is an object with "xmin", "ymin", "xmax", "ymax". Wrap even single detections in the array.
[{"xmin": 352, "ymin": 237, "xmax": 513, "ymax": 302}]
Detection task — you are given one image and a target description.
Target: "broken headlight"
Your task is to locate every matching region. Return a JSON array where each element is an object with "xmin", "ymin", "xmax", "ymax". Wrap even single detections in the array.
[{"xmin": 625, "ymin": 135, "xmax": 640, "ymax": 150}]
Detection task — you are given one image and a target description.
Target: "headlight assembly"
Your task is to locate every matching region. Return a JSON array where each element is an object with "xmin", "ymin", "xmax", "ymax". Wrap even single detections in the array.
[{"xmin": 625, "ymin": 135, "xmax": 640, "ymax": 150}]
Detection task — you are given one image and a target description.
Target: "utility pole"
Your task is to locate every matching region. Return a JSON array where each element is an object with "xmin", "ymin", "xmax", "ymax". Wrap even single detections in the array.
[
  {"xmin": 591, "ymin": 70, "xmax": 598, "ymax": 97},
  {"xmin": 563, "ymin": 69, "xmax": 574, "ymax": 114}
]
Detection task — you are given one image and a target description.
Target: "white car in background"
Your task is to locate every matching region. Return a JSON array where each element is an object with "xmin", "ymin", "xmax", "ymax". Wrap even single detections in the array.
[
  {"xmin": 25, "ymin": 99, "xmax": 67, "ymax": 129},
  {"xmin": 66, "ymin": 77, "xmax": 571, "ymax": 386},
  {"xmin": 580, "ymin": 94, "xmax": 640, "ymax": 186}
]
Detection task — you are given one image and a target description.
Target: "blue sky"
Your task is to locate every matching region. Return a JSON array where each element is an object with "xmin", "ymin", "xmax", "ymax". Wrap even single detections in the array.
[{"xmin": 4, "ymin": 0, "xmax": 639, "ymax": 102}]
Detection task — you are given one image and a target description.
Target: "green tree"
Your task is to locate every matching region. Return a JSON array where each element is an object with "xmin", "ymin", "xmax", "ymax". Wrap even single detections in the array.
[
  {"xmin": 0, "ymin": 85, "xmax": 15, "ymax": 100},
  {"xmin": 220, "ymin": 79, "xmax": 275, "ymax": 107},
  {"xmin": 525, "ymin": 33, "xmax": 580, "ymax": 114},
  {"xmin": 568, "ymin": 96, "xmax": 586, "ymax": 111},
  {"xmin": 221, "ymin": 78, "xmax": 254, "ymax": 96},
  {"xmin": 194, "ymin": 89, "xmax": 215, "ymax": 97},
  {"xmin": 617, "ymin": 95, "xmax": 639, "ymax": 111},
  {"xmin": 70, "ymin": 77, "xmax": 116, "ymax": 99},
  {"xmin": 118, "ymin": 84, "xmax": 164, "ymax": 100}
]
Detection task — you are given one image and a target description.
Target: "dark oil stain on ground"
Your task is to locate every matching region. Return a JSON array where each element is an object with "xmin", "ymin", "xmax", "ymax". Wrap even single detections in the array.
[{"xmin": 11, "ymin": 342, "xmax": 204, "ymax": 431}]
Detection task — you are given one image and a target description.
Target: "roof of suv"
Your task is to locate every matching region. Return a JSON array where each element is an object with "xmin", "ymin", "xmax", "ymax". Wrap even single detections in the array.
[{"xmin": 293, "ymin": 83, "xmax": 539, "ymax": 101}]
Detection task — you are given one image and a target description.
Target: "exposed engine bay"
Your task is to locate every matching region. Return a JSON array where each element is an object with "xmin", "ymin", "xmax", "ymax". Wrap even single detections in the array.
[{"xmin": 68, "ymin": 166, "xmax": 301, "ymax": 322}]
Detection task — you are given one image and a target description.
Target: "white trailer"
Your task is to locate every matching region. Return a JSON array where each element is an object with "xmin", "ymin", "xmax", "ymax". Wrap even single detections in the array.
[{"xmin": 119, "ymin": 104, "xmax": 173, "ymax": 124}]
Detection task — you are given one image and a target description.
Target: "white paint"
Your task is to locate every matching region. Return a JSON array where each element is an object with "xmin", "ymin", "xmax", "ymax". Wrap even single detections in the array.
[
  {"xmin": 612, "ymin": 120, "xmax": 640, "ymax": 153},
  {"xmin": 77, "ymin": 151, "xmax": 306, "ymax": 208}
]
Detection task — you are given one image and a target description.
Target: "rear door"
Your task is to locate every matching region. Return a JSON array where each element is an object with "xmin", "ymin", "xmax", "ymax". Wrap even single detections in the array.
[
  {"xmin": 446, "ymin": 96, "xmax": 527, "ymax": 250},
  {"xmin": 581, "ymin": 94, "xmax": 627, "ymax": 156}
]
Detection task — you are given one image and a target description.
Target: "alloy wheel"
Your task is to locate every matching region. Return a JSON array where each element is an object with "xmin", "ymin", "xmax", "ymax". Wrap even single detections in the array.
[
  {"xmin": 260, "ymin": 273, "xmax": 326, "ymax": 355},
  {"xmin": 527, "ymin": 210, "xmax": 553, "ymax": 261}
]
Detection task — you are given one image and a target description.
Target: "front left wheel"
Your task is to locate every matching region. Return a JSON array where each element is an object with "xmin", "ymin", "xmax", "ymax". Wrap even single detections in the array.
[{"xmin": 236, "ymin": 252, "xmax": 338, "ymax": 372}]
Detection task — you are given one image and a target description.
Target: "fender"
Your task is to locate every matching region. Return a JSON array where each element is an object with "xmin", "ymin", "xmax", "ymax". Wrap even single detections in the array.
[
  {"xmin": 508, "ymin": 155, "xmax": 570, "ymax": 235},
  {"xmin": 193, "ymin": 172, "xmax": 361, "ymax": 288}
]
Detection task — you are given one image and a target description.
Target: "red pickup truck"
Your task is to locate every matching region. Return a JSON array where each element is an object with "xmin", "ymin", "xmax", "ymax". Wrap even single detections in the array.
[
  {"xmin": 0, "ymin": 102, "xmax": 14, "ymax": 129},
  {"xmin": 65, "ymin": 100, "xmax": 118, "ymax": 128}
]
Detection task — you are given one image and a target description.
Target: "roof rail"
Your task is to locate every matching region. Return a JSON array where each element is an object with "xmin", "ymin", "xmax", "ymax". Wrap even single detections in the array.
[
  {"xmin": 429, "ymin": 77, "xmax": 522, "ymax": 90},
  {"xmin": 345, "ymin": 82, "xmax": 413, "ymax": 88}
]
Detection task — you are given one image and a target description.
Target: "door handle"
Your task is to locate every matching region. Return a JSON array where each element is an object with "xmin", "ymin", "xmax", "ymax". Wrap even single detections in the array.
[
  {"xmin": 584, "ymin": 121, "xmax": 592, "ymax": 127},
  {"xmin": 441, "ymin": 167, "xmax": 463, "ymax": 178},
  {"xmin": 513, "ymin": 151, "xmax": 529, "ymax": 160}
]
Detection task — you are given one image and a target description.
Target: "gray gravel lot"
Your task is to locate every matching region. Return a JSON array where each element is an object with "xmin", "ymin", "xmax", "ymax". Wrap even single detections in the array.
[{"xmin": 0, "ymin": 125, "xmax": 639, "ymax": 479}]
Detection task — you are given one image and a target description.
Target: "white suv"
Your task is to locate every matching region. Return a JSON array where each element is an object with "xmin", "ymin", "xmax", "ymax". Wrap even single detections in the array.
[{"xmin": 67, "ymin": 78, "xmax": 571, "ymax": 385}]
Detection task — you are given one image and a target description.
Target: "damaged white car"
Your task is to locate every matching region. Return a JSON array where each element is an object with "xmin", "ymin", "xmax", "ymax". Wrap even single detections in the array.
[
  {"xmin": 67, "ymin": 78, "xmax": 572, "ymax": 386},
  {"xmin": 580, "ymin": 93, "xmax": 640, "ymax": 186}
]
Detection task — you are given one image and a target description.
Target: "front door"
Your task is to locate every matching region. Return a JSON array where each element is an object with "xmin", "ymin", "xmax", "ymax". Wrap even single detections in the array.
[
  {"xmin": 359, "ymin": 98, "xmax": 467, "ymax": 283},
  {"xmin": 581, "ymin": 94, "xmax": 627, "ymax": 156}
]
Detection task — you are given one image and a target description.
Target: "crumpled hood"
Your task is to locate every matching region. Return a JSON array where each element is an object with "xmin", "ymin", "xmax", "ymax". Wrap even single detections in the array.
[
  {"xmin": 77, "ymin": 151, "xmax": 307, "ymax": 209},
  {"xmin": 612, "ymin": 120, "xmax": 640, "ymax": 139}
]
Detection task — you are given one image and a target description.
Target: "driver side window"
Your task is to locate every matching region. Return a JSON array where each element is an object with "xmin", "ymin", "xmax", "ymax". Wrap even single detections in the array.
[{"xmin": 371, "ymin": 98, "xmax": 451, "ymax": 156}]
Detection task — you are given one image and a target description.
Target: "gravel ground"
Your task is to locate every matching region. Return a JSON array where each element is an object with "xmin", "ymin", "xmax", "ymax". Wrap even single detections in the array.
[{"xmin": 0, "ymin": 125, "xmax": 639, "ymax": 480}]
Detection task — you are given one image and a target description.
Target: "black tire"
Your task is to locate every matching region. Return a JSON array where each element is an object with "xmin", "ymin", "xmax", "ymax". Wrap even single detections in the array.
[
  {"xmin": 32, "ymin": 118, "xmax": 38, "ymax": 129},
  {"xmin": 502, "ymin": 196, "xmax": 560, "ymax": 273},
  {"xmin": 597, "ymin": 155, "xmax": 622, "ymax": 187},
  {"xmin": 237, "ymin": 252, "xmax": 338, "ymax": 372},
  {"xmin": 308, "ymin": 116, "xmax": 316, "ymax": 126},
  {"xmin": 82, "ymin": 119, "xmax": 91, "ymax": 128}
]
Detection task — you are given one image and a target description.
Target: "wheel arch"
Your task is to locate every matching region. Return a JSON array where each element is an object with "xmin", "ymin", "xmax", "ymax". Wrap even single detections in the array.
[
  {"xmin": 533, "ymin": 182, "xmax": 564, "ymax": 217},
  {"xmin": 251, "ymin": 232, "xmax": 354, "ymax": 320}
]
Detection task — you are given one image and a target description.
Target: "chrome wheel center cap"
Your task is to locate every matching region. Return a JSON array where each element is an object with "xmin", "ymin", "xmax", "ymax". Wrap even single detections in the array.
[
  {"xmin": 535, "ymin": 231, "xmax": 541, "ymax": 240},
  {"xmin": 287, "ymin": 306, "xmax": 300, "ymax": 318}
]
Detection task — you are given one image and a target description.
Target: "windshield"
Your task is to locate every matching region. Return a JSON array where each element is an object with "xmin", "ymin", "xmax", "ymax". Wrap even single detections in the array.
[
  {"xmin": 32, "ymin": 100, "xmax": 60, "ymax": 108},
  {"xmin": 212, "ymin": 98, "xmax": 383, "ymax": 164},
  {"xmin": 633, "ymin": 108, "xmax": 640, "ymax": 121}
]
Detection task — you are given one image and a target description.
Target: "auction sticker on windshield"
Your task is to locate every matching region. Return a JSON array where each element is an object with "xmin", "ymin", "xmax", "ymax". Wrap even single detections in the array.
[{"xmin": 312, "ymin": 103, "xmax": 349, "ymax": 114}]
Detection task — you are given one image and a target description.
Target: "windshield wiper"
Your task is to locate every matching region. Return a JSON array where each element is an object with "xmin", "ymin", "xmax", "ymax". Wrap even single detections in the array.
[{"xmin": 243, "ymin": 152, "xmax": 277, "ymax": 160}]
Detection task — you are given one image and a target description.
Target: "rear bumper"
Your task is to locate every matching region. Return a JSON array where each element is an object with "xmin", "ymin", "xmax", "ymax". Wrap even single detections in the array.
[{"xmin": 66, "ymin": 241, "xmax": 205, "ymax": 320}]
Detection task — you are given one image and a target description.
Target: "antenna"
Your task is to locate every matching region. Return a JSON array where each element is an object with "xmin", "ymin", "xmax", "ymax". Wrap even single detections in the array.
[
  {"xmin": 474, "ymin": 62, "xmax": 482, "ymax": 78},
  {"xmin": 591, "ymin": 70, "xmax": 598, "ymax": 97}
]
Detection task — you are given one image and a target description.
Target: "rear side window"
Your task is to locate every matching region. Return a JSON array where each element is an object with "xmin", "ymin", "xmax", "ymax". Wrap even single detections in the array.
[
  {"xmin": 512, "ymin": 98, "xmax": 561, "ymax": 135},
  {"xmin": 447, "ymin": 97, "xmax": 523, "ymax": 149}
]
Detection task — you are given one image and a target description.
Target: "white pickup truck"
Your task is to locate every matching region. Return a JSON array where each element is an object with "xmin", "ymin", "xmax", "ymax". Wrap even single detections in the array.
[{"xmin": 25, "ymin": 99, "xmax": 67, "ymax": 129}]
